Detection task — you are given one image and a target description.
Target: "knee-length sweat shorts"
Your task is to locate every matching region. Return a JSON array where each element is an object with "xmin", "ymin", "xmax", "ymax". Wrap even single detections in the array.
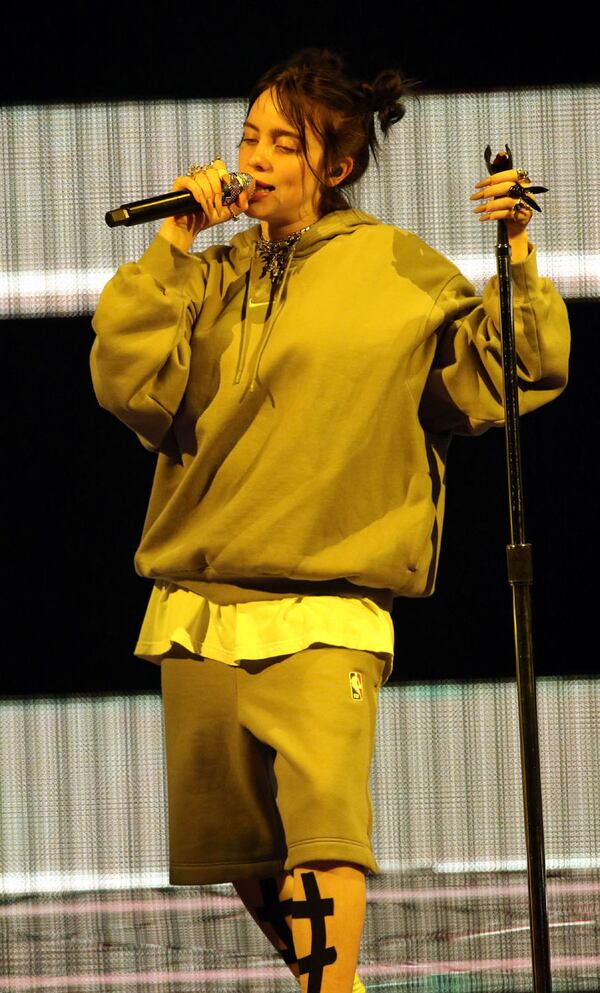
[{"xmin": 160, "ymin": 644, "xmax": 386, "ymax": 884}]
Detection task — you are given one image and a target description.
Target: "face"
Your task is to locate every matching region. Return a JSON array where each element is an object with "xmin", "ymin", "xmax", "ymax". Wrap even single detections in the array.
[{"xmin": 238, "ymin": 87, "xmax": 326, "ymax": 240}]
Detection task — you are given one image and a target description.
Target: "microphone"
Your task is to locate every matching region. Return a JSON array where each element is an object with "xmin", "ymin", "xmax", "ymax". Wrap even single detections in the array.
[{"xmin": 105, "ymin": 171, "xmax": 255, "ymax": 228}]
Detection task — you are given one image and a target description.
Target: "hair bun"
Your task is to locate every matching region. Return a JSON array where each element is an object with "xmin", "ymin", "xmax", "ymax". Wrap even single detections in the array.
[{"xmin": 364, "ymin": 70, "xmax": 408, "ymax": 134}]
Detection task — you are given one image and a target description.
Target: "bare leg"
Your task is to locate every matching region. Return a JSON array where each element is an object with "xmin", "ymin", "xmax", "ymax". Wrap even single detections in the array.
[
  {"xmin": 292, "ymin": 862, "xmax": 366, "ymax": 993},
  {"xmin": 234, "ymin": 861, "xmax": 366, "ymax": 993},
  {"xmin": 234, "ymin": 872, "xmax": 300, "ymax": 979}
]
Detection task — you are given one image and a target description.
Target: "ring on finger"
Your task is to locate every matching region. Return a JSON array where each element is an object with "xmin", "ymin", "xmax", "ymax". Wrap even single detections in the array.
[
  {"xmin": 511, "ymin": 199, "xmax": 531, "ymax": 219},
  {"xmin": 507, "ymin": 182, "xmax": 529, "ymax": 199},
  {"xmin": 516, "ymin": 167, "xmax": 531, "ymax": 183},
  {"xmin": 187, "ymin": 161, "xmax": 212, "ymax": 177}
]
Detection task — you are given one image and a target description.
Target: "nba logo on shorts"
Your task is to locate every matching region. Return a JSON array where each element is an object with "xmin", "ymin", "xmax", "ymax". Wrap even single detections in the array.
[{"xmin": 349, "ymin": 671, "xmax": 364, "ymax": 701}]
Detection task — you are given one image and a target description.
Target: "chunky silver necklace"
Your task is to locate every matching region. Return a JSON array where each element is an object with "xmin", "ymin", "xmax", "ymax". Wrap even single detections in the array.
[{"xmin": 256, "ymin": 224, "xmax": 312, "ymax": 286}]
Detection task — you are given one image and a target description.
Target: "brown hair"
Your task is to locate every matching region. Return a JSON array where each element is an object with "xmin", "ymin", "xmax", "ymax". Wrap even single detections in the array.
[{"xmin": 246, "ymin": 48, "xmax": 414, "ymax": 215}]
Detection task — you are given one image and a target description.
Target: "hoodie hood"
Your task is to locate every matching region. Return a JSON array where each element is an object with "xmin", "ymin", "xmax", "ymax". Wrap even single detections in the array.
[
  {"xmin": 229, "ymin": 207, "xmax": 381, "ymax": 264},
  {"xmin": 228, "ymin": 209, "xmax": 381, "ymax": 402}
]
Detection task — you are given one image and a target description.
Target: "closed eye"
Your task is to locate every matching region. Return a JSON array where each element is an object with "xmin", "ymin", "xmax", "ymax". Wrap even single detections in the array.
[{"xmin": 239, "ymin": 137, "xmax": 297, "ymax": 153}]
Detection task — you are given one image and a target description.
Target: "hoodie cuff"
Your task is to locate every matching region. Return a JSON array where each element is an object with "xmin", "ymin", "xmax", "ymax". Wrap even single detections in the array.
[{"xmin": 510, "ymin": 242, "xmax": 539, "ymax": 296}]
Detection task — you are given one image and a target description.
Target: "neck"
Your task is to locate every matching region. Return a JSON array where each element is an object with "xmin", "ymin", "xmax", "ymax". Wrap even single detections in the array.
[{"xmin": 260, "ymin": 213, "xmax": 321, "ymax": 242}]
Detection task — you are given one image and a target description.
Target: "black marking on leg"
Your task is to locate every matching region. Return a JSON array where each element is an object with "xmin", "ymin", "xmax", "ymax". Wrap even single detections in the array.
[
  {"xmin": 292, "ymin": 871, "xmax": 337, "ymax": 993},
  {"xmin": 256, "ymin": 877, "xmax": 297, "ymax": 965}
]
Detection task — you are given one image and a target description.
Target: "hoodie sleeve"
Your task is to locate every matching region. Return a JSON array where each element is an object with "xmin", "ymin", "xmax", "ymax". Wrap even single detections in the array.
[
  {"xmin": 419, "ymin": 244, "xmax": 570, "ymax": 436},
  {"xmin": 90, "ymin": 235, "xmax": 209, "ymax": 451}
]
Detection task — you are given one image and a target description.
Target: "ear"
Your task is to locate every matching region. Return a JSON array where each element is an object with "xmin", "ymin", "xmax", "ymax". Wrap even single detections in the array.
[{"xmin": 328, "ymin": 156, "xmax": 354, "ymax": 187}]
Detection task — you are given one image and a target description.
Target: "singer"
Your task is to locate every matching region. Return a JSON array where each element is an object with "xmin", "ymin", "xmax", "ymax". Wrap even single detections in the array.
[{"xmin": 90, "ymin": 48, "xmax": 570, "ymax": 993}]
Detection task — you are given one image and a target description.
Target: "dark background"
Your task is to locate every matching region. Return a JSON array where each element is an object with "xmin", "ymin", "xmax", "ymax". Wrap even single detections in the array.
[
  {"xmin": 2, "ymin": 2, "xmax": 597, "ymax": 693},
  {"xmin": 1, "ymin": 1, "xmax": 598, "ymax": 103}
]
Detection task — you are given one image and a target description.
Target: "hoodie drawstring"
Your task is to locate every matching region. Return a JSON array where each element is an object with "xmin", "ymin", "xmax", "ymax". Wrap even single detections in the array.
[
  {"xmin": 232, "ymin": 268, "xmax": 251, "ymax": 387},
  {"xmin": 232, "ymin": 242, "xmax": 299, "ymax": 404}
]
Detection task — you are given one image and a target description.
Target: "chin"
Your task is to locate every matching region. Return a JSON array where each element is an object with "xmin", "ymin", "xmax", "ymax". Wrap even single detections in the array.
[{"xmin": 245, "ymin": 200, "xmax": 274, "ymax": 220}]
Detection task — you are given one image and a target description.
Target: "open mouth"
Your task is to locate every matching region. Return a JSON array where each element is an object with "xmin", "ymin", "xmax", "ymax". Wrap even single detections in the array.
[{"xmin": 251, "ymin": 183, "xmax": 275, "ymax": 201}]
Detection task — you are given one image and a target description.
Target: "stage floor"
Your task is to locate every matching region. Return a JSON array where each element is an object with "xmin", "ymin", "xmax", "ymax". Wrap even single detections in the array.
[{"xmin": 2, "ymin": 869, "xmax": 599, "ymax": 993}]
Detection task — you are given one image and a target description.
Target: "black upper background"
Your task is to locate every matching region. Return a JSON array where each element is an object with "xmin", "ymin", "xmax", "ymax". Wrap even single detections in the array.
[
  {"xmin": 2, "ymin": 2, "xmax": 597, "ymax": 694},
  {"xmin": 2, "ymin": 1, "xmax": 598, "ymax": 103}
]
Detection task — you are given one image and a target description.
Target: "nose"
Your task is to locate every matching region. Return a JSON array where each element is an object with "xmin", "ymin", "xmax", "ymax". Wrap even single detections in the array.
[{"xmin": 244, "ymin": 140, "xmax": 272, "ymax": 173}]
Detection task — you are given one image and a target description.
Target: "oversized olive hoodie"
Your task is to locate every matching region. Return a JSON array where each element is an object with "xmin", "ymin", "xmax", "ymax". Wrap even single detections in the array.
[{"xmin": 90, "ymin": 208, "xmax": 570, "ymax": 609}]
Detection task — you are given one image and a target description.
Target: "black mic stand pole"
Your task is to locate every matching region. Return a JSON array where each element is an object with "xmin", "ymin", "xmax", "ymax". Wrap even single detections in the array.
[{"xmin": 486, "ymin": 145, "xmax": 552, "ymax": 993}]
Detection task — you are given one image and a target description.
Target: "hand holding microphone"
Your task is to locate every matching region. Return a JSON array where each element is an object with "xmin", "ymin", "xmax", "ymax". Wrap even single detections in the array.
[
  {"xmin": 106, "ymin": 159, "xmax": 255, "ymax": 254},
  {"xmin": 161, "ymin": 159, "xmax": 253, "ymax": 252}
]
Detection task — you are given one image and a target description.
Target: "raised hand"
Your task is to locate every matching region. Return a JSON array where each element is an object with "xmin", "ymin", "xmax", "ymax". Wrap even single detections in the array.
[
  {"xmin": 159, "ymin": 159, "xmax": 252, "ymax": 253},
  {"xmin": 470, "ymin": 167, "xmax": 548, "ymax": 237}
]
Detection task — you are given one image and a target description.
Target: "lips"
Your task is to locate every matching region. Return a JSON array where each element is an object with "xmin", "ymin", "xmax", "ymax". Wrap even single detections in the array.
[{"xmin": 250, "ymin": 181, "xmax": 275, "ymax": 202}]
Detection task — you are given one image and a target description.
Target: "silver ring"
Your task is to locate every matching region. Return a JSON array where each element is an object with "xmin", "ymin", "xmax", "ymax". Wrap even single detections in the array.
[{"xmin": 187, "ymin": 161, "xmax": 212, "ymax": 177}]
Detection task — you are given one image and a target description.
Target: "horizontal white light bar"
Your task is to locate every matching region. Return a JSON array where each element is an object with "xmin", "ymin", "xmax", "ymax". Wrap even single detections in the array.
[{"xmin": 1, "ymin": 86, "xmax": 598, "ymax": 317}]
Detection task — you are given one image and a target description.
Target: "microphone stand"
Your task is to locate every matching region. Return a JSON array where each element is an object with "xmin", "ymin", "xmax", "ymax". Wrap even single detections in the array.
[{"xmin": 487, "ymin": 146, "xmax": 552, "ymax": 993}]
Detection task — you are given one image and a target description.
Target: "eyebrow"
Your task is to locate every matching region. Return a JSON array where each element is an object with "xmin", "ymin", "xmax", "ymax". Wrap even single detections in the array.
[{"xmin": 242, "ymin": 121, "xmax": 300, "ymax": 141}]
